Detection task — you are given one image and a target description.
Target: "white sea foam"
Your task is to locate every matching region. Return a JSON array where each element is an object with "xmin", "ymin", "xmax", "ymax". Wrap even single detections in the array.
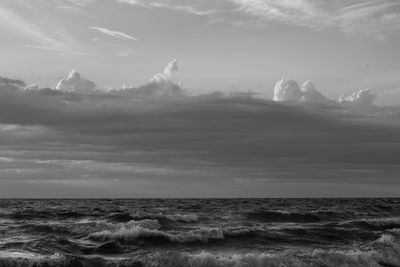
[
  {"xmin": 344, "ymin": 217, "xmax": 400, "ymax": 229},
  {"xmin": 89, "ymin": 222, "xmax": 223, "ymax": 244}
]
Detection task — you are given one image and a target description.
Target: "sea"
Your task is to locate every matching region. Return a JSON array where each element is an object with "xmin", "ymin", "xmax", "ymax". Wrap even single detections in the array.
[{"xmin": 0, "ymin": 198, "xmax": 400, "ymax": 267}]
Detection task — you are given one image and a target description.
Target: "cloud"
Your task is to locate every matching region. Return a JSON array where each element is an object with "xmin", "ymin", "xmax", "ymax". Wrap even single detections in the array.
[
  {"xmin": 2, "ymin": 68, "xmax": 400, "ymax": 196},
  {"xmin": 231, "ymin": 0, "xmax": 330, "ymax": 28},
  {"xmin": 0, "ymin": 2, "xmax": 83, "ymax": 54},
  {"xmin": 0, "ymin": 76, "xmax": 26, "ymax": 93},
  {"xmin": 115, "ymin": 0, "xmax": 400, "ymax": 38},
  {"xmin": 55, "ymin": 70, "xmax": 98, "ymax": 93},
  {"xmin": 272, "ymin": 78, "xmax": 379, "ymax": 113},
  {"xmin": 22, "ymin": 44, "xmax": 86, "ymax": 56},
  {"xmin": 151, "ymin": 59, "xmax": 179, "ymax": 82},
  {"xmin": 300, "ymin": 80, "xmax": 330, "ymax": 104},
  {"xmin": 273, "ymin": 78, "xmax": 302, "ymax": 101},
  {"xmin": 338, "ymin": 89, "xmax": 378, "ymax": 113},
  {"xmin": 88, "ymin": 26, "xmax": 139, "ymax": 41},
  {"xmin": 337, "ymin": 0, "xmax": 400, "ymax": 38},
  {"xmin": 0, "ymin": 4, "xmax": 65, "ymax": 49},
  {"xmin": 112, "ymin": 59, "xmax": 184, "ymax": 98},
  {"xmin": 118, "ymin": 0, "xmax": 216, "ymax": 16}
]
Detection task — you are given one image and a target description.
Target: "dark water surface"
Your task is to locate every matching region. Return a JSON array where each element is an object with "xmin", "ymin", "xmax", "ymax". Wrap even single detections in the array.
[{"xmin": 0, "ymin": 199, "xmax": 400, "ymax": 266}]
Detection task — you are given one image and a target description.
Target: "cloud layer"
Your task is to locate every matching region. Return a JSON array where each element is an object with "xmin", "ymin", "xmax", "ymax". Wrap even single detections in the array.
[{"xmin": 1, "ymin": 62, "xmax": 400, "ymax": 197}]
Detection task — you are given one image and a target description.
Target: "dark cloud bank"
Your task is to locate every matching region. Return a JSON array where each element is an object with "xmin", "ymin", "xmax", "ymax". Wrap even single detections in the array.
[{"xmin": 1, "ymin": 62, "xmax": 400, "ymax": 197}]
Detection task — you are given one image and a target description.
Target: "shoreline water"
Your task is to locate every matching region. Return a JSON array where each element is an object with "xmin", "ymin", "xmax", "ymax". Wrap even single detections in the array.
[{"xmin": 0, "ymin": 198, "xmax": 399, "ymax": 266}]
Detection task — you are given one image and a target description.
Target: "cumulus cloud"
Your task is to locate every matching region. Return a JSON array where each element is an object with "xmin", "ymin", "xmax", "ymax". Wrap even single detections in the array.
[
  {"xmin": 55, "ymin": 70, "xmax": 98, "ymax": 93},
  {"xmin": 88, "ymin": 26, "xmax": 139, "ymax": 41},
  {"xmin": 112, "ymin": 59, "xmax": 184, "ymax": 98},
  {"xmin": 338, "ymin": 89, "xmax": 378, "ymax": 113},
  {"xmin": 272, "ymin": 78, "xmax": 380, "ymax": 113},
  {"xmin": 339, "ymin": 89, "xmax": 376, "ymax": 105},
  {"xmin": 273, "ymin": 79, "xmax": 302, "ymax": 101},
  {"xmin": 150, "ymin": 59, "xmax": 179, "ymax": 83},
  {"xmin": 300, "ymin": 80, "xmax": 330, "ymax": 104}
]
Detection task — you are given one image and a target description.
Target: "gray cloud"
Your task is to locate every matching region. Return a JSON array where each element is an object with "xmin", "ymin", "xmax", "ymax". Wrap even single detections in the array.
[
  {"xmin": 0, "ymin": 76, "xmax": 26, "ymax": 93},
  {"xmin": 2, "ymin": 69, "xmax": 400, "ymax": 196},
  {"xmin": 300, "ymin": 80, "xmax": 330, "ymax": 104}
]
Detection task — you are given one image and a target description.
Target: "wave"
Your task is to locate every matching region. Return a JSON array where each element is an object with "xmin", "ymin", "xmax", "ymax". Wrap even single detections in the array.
[
  {"xmin": 105, "ymin": 212, "xmax": 133, "ymax": 222},
  {"xmin": 345, "ymin": 217, "xmax": 400, "ymax": 230},
  {"xmin": 2, "ymin": 235, "xmax": 400, "ymax": 267},
  {"xmin": 2, "ymin": 210, "xmax": 87, "ymax": 220},
  {"xmin": 88, "ymin": 221, "xmax": 223, "ymax": 244},
  {"xmin": 132, "ymin": 212, "xmax": 199, "ymax": 223},
  {"xmin": 164, "ymin": 214, "xmax": 199, "ymax": 222},
  {"xmin": 245, "ymin": 210, "xmax": 321, "ymax": 223}
]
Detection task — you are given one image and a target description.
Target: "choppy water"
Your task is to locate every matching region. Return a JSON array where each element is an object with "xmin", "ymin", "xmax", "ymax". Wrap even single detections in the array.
[{"xmin": 0, "ymin": 199, "xmax": 400, "ymax": 266}]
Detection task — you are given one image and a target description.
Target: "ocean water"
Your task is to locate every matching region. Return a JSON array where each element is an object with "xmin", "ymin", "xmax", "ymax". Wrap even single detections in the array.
[{"xmin": 0, "ymin": 199, "xmax": 400, "ymax": 267}]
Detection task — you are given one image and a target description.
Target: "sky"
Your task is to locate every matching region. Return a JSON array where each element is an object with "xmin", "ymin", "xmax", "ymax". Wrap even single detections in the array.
[
  {"xmin": 1, "ymin": 0, "xmax": 400, "ymax": 197},
  {"xmin": 1, "ymin": 0, "xmax": 400, "ymax": 97}
]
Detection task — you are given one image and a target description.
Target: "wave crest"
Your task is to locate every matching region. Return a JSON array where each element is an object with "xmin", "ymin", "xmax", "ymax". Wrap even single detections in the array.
[{"xmin": 89, "ymin": 221, "xmax": 223, "ymax": 244}]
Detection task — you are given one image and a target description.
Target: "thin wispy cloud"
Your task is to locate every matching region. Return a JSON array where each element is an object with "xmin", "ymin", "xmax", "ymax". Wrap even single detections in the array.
[
  {"xmin": 88, "ymin": 26, "xmax": 139, "ymax": 41},
  {"xmin": 0, "ymin": 2, "xmax": 87, "ymax": 55},
  {"xmin": 230, "ymin": 0, "xmax": 400, "ymax": 37},
  {"xmin": 117, "ymin": 0, "xmax": 400, "ymax": 38},
  {"xmin": 118, "ymin": 0, "xmax": 216, "ymax": 16},
  {"xmin": 22, "ymin": 44, "xmax": 87, "ymax": 56},
  {"xmin": 0, "ymin": 4, "xmax": 65, "ymax": 50}
]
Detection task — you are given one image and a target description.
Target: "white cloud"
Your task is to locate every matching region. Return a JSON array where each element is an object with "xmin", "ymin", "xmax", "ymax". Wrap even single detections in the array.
[
  {"xmin": 55, "ymin": 70, "xmax": 97, "ymax": 93},
  {"xmin": 112, "ymin": 59, "xmax": 184, "ymax": 98},
  {"xmin": 88, "ymin": 26, "xmax": 139, "ymax": 41},
  {"xmin": 151, "ymin": 59, "xmax": 179, "ymax": 83},
  {"xmin": 339, "ymin": 89, "xmax": 376, "ymax": 107},
  {"xmin": 273, "ymin": 78, "xmax": 302, "ymax": 101}
]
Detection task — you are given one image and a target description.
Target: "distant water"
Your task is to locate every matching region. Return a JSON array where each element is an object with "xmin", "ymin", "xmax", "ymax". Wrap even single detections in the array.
[{"xmin": 1, "ymin": 199, "xmax": 400, "ymax": 267}]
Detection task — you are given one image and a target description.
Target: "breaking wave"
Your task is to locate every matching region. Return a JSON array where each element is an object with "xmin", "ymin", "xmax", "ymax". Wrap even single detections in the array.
[
  {"xmin": 89, "ymin": 227, "xmax": 223, "ymax": 244},
  {"xmin": 345, "ymin": 217, "xmax": 400, "ymax": 230},
  {"xmin": 1, "ymin": 234, "xmax": 400, "ymax": 267}
]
